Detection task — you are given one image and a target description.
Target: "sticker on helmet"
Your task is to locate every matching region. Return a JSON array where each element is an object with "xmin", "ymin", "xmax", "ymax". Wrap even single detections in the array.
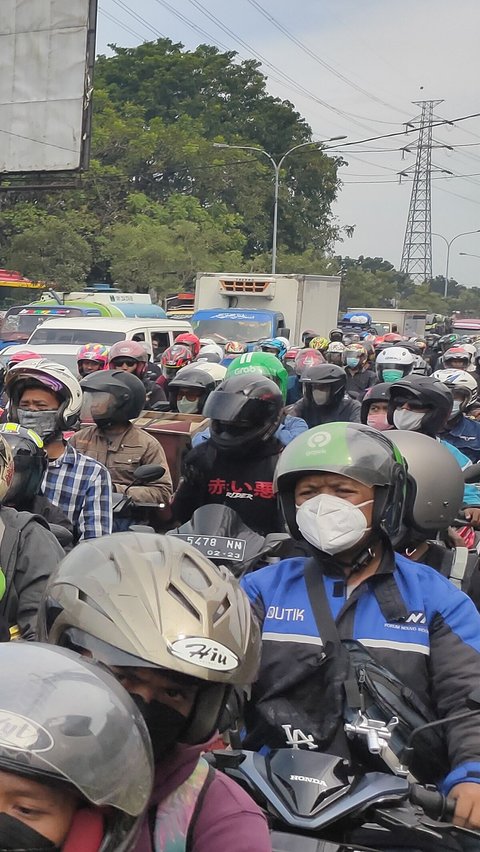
[
  {"xmin": 169, "ymin": 637, "xmax": 239, "ymax": 671},
  {"xmin": 307, "ymin": 431, "xmax": 332, "ymax": 450},
  {"xmin": 0, "ymin": 710, "xmax": 54, "ymax": 752}
]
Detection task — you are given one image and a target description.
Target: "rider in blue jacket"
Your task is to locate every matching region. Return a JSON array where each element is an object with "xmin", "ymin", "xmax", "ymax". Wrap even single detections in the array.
[{"xmin": 241, "ymin": 422, "xmax": 480, "ymax": 831}]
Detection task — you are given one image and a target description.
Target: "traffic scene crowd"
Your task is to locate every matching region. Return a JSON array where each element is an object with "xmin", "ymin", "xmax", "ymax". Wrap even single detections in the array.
[{"xmin": 2, "ymin": 326, "xmax": 480, "ymax": 850}]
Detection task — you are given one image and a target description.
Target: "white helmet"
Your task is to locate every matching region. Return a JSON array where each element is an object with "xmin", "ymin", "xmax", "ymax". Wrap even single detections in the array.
[
  {"xmin": 327, "ymin": 342, "xmax": 345, "ymax": 353},
  {"xmin": 433, "ymin": 368, "xmax": 478, "ymax": 408},
  {"xmin": 5, "ymin": 359, "xmax": 82, "ymax": 427},
  {"xmin": 276, "ymin": 336, "xmax": 290, "ymax": 351},
  {"xmin": 196, "ymin": 343, "xmax": 224, "ymax": 362},
  {"xmin": 199, "ymin": 337, "xmax": 216, "ymax": 347},
  {"xmin": 193, "ymin": 361, "xmax": 227, "ymax": 385},
  {"xmin": 375, "ymin": 346, "xmax": 415, "ymax": 382}
]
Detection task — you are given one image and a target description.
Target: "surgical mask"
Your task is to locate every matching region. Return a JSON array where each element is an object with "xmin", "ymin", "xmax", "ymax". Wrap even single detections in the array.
[
  {"xmin": 177, "ymin": 398, "xmax": 200, "ymax": 415},
  {"xmin": 367, "ymin": 412, "xmax": 391, "ymax": 431},
  {"xmin": 0, "ymin": 813, "xmax": 59, "ymax": 849},
  {"xmin": 312, "ymin": 389, "xmax": 330, "ymax": 406},
  {"xmin": 382, "ymin": 368, "xmax": 404, "ymax": 383},
  {"xmin": 17, "ymin": 409, "xmax": 59, "ymax": 442},
  {"xmin": 393, "ymin": 408, "xmax": 424, "ymax": 432},
  {"xmin": 132, "ymin": 695, "xmax": 187, "ymax": 761},
  {"xmin": 450, "ymin": 400, "xmax": 461, "ymax": 417},
  {"xmin": 346, "ymin": 356, "xmax": 360, "ymax": 369},
  {"xmin": 296, "ymin": 493, "xmax": 372, "ymax": 555}
]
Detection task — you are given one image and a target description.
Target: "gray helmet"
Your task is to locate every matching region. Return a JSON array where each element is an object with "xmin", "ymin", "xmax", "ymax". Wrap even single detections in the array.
[
  {"xmin": 386, "ymin": 430, "xmax": 464, "ymax": 538},
  {"xmin": 0, "ymin": 642, "xmax": 153, "ymax": 851},
  {"xmin": 38, "ymin": 533, "xmax": 260, "ymax": 745}
]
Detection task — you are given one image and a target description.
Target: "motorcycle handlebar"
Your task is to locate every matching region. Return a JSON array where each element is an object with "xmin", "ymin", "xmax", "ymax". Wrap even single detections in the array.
[{"xmin": 409, "ymin": 784, "xmax": 456, "ymax": 821}]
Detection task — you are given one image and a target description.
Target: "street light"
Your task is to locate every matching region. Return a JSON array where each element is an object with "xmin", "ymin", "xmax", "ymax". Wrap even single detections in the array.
[
  {"xmin": 213, "ymin": 136, "xmax": 347, "ymax": 273},
  {"xmin": 432, "ymin": 230, "xmax": 480, "ymax": 298}
]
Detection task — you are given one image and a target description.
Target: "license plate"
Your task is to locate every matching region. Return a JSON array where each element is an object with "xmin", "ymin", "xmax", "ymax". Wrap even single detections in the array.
[{"xmin": 175, "ymin": 534, "xmax": 246, "ymax": 562}]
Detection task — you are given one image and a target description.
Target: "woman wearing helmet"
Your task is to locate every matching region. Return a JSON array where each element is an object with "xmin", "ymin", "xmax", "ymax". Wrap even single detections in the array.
[
  {"xmin": 0, "ymin": 422, "xmax": 72, "ymax": 535},
  {"xmin": 71, "ymin": 371, "xmax": 173, "ymax": 515},
  {"xmin": 172, "ymin": 374, "xmax": 285, "ymax": 535},
  {"xmin": 109, "ymin": 340, "xmax": 166, "ymax": 409},
  {"xmin": 0, "ymin": 642, "xmax": 153, "ymax": 851},
  {"xmin": 292, "ymin": 363, "xmax": 361, "ymax": 427},
  {"xmin": 77, "ymin": 343, "xmax": 109, "ymax": 378},
  {"xmin": 168, "ymin": 365, "xmax": 216, "ymax": 415},
  {"xmin": 38, "ymin": 534, "xmax": 270, "ymax": 852},
  {"xmin": 5, "ymin": 359, "xmax": 113, "ymax": 541},
  {"xmin": 342, "ymin": 343, "xmax": 376, "ymax": 401},
  {"xmin": 240, "ymin": 422, "xmax": 480, "ymax": 827},
  {"xmin": 360, "ymin": 382, "xmax": 393, "ymax": 431},
  {"xmin": 433, "ymin": 368, "xmax": 480, "ymax": 463}
]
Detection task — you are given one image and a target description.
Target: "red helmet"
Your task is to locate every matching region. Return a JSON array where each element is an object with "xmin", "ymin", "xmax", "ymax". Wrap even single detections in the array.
[
  {"xmin": 383, "ymin": 332, "xmax": 404, "ymax": 343},
  {"xmin": 294, "ymin": 348, "xmax": 325, "ymax": 376},
  {"xmin": 160, "ymin": 344, "xmax": 194, "ymax": 379},
  {"xmin": 7, "ymin": 350, "xmax": 40, "ymax": 368},
  {"xmin": 174, "ymin": 333, "xmax": 201, "ymax": 358},
  {"xmin": 108, "ymin": 340, "xmax": 149, "ymax": 378}
]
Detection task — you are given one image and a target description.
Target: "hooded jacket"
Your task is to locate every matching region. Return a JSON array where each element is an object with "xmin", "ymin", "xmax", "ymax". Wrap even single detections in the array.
[
  {"xmin": 134, "ymin": 742, "xmax": 270, "ymax": 852},
  {"xmin": 291, "ymin": 394, "xmax": 361, "ymax": 427}
]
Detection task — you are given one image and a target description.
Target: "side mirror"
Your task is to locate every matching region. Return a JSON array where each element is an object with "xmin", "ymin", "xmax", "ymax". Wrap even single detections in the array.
[
  {"xmin": 132, "ymin": 464, "xmax": 165, "ymax": 483},
  {"xmin": 467, "ymin": 688, "xmax": 480, "ymax": 709},
  {"xmin": 281, "ymin": 328, "xmax": 290, "ymax": 339}
]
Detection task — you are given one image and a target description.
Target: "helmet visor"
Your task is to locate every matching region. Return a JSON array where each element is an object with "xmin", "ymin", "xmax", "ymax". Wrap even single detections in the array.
[
  {"xmin": 80, "ymin": 391, "xmax": 115, "ymax": 424},
  {"xmin": 204, "ymin": 391, "xmax": 262, "ymax": 426}
]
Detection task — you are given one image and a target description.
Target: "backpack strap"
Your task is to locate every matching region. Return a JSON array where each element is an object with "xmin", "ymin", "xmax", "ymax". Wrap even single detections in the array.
[{"xmin": 185, "ymin": 761, "xmax": 215, "ymax": 852}]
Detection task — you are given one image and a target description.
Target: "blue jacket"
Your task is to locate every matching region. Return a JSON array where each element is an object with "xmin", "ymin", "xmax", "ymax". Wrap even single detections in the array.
[
  {"xmin": 191, "ymin": 414, "xmax": 308, "ymax": 448},
  {"xmin": 441, "ymin": 439, "xmax": 480, "ymax": 506},
  {"xmin": 442, "ymin": 415, "xmax": 480, "ymax": 463},
  {"xmin": 241, "ymin": 552, "xmax": 480, "ymax": 794}
]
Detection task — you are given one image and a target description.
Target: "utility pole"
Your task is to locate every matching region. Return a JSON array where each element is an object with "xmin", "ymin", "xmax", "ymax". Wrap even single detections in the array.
[{"xmin": 399, "ymin": 100, "xmax": 449, "ymax": 284}]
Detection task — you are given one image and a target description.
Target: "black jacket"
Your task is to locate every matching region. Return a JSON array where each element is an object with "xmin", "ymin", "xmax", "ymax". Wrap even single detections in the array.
[
  {"xmin": 291, "ymin": 394, "xmax": 361, "ymax": 428},
  {"xmin": 172, "ymin": 438, "xmax": 284, "ymax": 535},
  {"xmin": 345, "ymin": 368, "xmax": 377, "ymax": 401}
]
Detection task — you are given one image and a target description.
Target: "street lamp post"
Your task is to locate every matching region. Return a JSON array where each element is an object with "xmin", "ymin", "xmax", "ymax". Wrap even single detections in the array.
[
  {"xmin": 432, "ymin": 230, "xmax": 480, "ymax": 298},
  {"xmin": 213, "ymin": 136, "xmax": 347, "ymax": 273}
]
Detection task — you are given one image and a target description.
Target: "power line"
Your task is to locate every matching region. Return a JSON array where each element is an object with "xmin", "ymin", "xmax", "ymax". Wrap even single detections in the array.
[{"xmin": 109, "ymin": 0, "xmax": 167, "ymax": 38}]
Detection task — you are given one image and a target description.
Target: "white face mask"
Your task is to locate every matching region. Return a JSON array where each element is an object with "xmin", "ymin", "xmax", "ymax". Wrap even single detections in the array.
[
  {"xmin": 393, "ymin": 408, "xmax": 424, "ymax": 432},
  {"xmin": 296, "ymin": 493, "xmax": 373, "ymax": 555},
  {"xmin": 312, "ymin": 388, "xmax": 330, "ymax": 406},
  {"xmin": 177, "ymin": 398, "xmax": 200, "ymax": 414}
]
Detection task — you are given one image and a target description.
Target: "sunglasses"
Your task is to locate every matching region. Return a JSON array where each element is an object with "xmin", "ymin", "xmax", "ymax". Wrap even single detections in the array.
[
  {"xmin": 392, "ymin": 398, "xmax": 431, "ymax": 412},
  {"xmin": 111, "ymin": 358, "xmax": 137, "ymax": 368}
]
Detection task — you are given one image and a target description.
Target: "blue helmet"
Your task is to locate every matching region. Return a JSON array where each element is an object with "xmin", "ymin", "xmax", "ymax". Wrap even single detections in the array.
[{"xmin": 260, "ymin": 338, "xmax": 288, "ymax": 360}]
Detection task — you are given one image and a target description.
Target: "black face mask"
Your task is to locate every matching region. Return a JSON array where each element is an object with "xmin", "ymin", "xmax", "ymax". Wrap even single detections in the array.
[
  {"xmin": 132, "ymin": 695, "xmax": 188, "ymax": 761},
  {"xmin": 0, "ymin": 813, "xmax": 59, "ymax": 850}
]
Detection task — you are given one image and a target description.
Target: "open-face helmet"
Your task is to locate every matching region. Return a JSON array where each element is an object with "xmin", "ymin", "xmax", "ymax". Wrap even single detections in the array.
[
  {"xmin": 168, "ymin": 365, "xmax": 216, "ymax": 414},
  {"xmin": 329, "ymin": 328, "xmax": 344, "ymax": 342},
  {"xmin": 325, "ymin": 342, "xmax": 345, "ymax": 366},
  {"xmin": 108, "ymin": 340, "xmax": 149, "ymax": 378},
  {"xmin": 260, "ymin": 338, "xmax": 288, "ymax": 360},
  {"xmin": 77, "ymin": 343, "xmax": 110, "ymax": 377},
  {"xmin": 6, "ymin": 359, "xmax": 82, "ymax": 436},
  {"xmin": 375, "ymin": 346, "xmax": 415, "ymax": 383},
  {"xmin": 343, "ymin": 342, "xmax": 367, "ymax": 370},
  {"xmin": 432, "ymin": 368, "xmax": 478, "ymax": 416}
]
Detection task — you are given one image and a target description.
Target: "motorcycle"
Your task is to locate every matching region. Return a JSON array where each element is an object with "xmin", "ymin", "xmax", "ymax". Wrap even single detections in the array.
[
  {"xmin": 112, "ymin": 463, "xmax": 166, "ymax": 533},
  {"xmin": 209, "ymin": 695, "xmax": 480, "ymax": 851},
  {"xmin": 167, "ymin": 504, "xmax": 291, "ymax": 577}
]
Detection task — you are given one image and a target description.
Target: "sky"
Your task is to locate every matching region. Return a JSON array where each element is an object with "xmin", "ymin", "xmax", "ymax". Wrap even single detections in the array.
[{"xmin": 96, "ymin": 0, "xmax": 480, "ymax": 286}]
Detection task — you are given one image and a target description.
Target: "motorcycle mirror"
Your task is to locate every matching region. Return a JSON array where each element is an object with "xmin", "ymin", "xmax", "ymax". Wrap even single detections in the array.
[
  {"xmin": 132, "ymin": 464, "xmax": 165, "ymax": 483},
  {"xmin": 463, "ymin": 462, "xmax": 480, "ymax": 483},
  {"xmin": 150, "ymin": 401, "xmax": 170, "ymax": 412},
  {"xmin": 400, "ymin": 695, "xmax": 480, "ymax": 770}
]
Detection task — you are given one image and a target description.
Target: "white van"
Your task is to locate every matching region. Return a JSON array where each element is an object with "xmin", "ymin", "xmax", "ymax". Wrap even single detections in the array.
[{"xmin": 27, "ymin": 317, "xmax": 193, "ymax": 355}]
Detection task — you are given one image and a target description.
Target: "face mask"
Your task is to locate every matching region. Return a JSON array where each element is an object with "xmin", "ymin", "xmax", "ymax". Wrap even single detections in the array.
[
  {"xmin": 367, "ymin": 412, "xmax": 391, "ymax": 431},
  {"xmin": 346, "ymin": 356, "xmax": 360, "ymax": 369},
  {"xmin": 0, "ymin": 813, "xmax": 59, "ymax": 850},
  {"xmin": 312, "ymin": 389, "xmax": 330, "ymax": 406},
  {"xmin": 177, "ymin": 398, "xmax": 200, "ymax": 415},
  {"xmin": 450, "ymin": 400, "xmax": 462, "ymax": 417},
  {"xmin": 393, "ymin": 408, "xmax": 425, "ymax": 432},
  {"xmin": 132, "ymin": 695, "xmax": 188, "ymax": 761},
  {"xmin": 382, "ymin": 368, "xmax": 404, "ymax": 383},
  {"xmin": 296, "ymin": 493, "xmax": 373, "ymax": 555},
  {"xmin": 17, "ymin": 410, "xmax": 59, "ymax": 442}
]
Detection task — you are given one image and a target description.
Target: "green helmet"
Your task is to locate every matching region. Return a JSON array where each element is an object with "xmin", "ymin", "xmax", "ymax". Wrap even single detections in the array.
[
  {"xmin": 226, "ymin": 352, "xmax": 288, "ymax": 402},
  {"xmin": 274, "ymin": 422, "xmax": 407, "ymax": 542}
]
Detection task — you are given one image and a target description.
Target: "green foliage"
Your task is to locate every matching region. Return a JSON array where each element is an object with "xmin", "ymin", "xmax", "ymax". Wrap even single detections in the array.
[{"xmin": 4, "ymin": 218, "xmax": 92, "ymax": 290}]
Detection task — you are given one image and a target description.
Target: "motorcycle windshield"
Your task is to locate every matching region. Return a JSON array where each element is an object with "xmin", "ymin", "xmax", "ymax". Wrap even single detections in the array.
[{"xmin": 172, "ymin": 504, "xmax": 265, "ymax": 564}]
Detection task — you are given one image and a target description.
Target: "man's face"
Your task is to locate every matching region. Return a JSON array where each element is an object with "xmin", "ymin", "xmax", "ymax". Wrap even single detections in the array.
[
  {"xmin": 294, "ymin": 472, "xmax": 374, "ymax": 527},
  {"xmin": 78, "ymin": 360, "xmax": 102, "ymax": 376},
  {"xmin": 18, "ymin": 388, "xmax": 59, "ymax": 412},
  {"xmin": 110, "ymin": 357, "xmax": 138, "ymax": 374},
  {"xmin": 0, "ymin": 769, "xmax": 78, "ymax": 846},
  {"xmin": 110, "ymin": 667, "xmax": 198, "ymax": 718},
  {"xmin": 446, "ymin": 359, "xmax": 468, "ymax": 371}
]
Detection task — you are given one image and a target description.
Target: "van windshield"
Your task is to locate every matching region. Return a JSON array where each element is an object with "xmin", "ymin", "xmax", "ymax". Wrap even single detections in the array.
[
  {"xmin": 192, "ymin": 318, "xmax": 272, "ymax": 344},
  {"xmin": 1, "ymin": 307, "xmax": 85, "ymax": 342},
  {"xmin": 29, "ymin": 327, "xmax": 125, "ymax": 345}
]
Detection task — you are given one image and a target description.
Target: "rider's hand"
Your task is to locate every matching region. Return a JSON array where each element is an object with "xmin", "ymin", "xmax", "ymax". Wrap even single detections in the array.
[
  {"xmin": 463, "ymin": 508, "xmax": 480, "ymax": 529},
  {"xmin": 447, "ymin": 526, "xmax": 468, "ymax": 548},
  {"xmin": 450, "ymin": 782, "xmax": 480, "ymax": 829}
]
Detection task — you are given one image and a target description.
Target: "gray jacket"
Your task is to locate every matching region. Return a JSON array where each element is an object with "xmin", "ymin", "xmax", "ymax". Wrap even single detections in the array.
[{"xmin": 0, "ymin": 507, "xmax": 64, "ymax": 640}]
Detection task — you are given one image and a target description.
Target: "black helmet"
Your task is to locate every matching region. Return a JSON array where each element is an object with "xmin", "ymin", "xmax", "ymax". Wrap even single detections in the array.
[
  {"xmin": 329, "ymin": 328, "xmax": 344, "ymax": 342},
  {"xmin": 386, "ymin": 430, "xmax": 463, "ymax": 542},
  {"xmin": 80, "ymin": 369, "xmax": 146, "ymax": 427},
  {"xmin": 274, "ymin": 422, "xmax": 407, "ymax": 544},
  {"xmin": 439, "ymin": 332, "xmax": 460, "ymax": 352},
  {"xmin": 168, "ymin": 365, "xmax": 216, "ymax": 413},
  {"xmin": 0, "ymin": 423, "xmax": 47, "ymax": 504},
  {"xmin": 360, "ymin": 382, "xmax": 391, "ymax": 424},
  {"xmin": 204, "ymin": 373, "xmax": 283, "ymax": 452},
  {"xmin": 388, "ymin": 374, "xmax": 453, "ymax": 437},
  {"xmin": 0, "ymin": 642, "xmax": 153, "ymax": 851},
  {"xmin": 300, "ymin": 363, "xmax": 346, "ymax": 407}
]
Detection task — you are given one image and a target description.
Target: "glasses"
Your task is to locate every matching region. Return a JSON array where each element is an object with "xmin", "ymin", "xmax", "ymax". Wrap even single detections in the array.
[
  {"xmin": 111, "ymin": 358, "xmax": 137, "ymax": 368},
  {"xmin": 392, "ymin": 398, "xmax": 431, "ymax": 412},
  {"xmin": 177, "ymin": 389, "xmax": 201, "ymax": 401}
]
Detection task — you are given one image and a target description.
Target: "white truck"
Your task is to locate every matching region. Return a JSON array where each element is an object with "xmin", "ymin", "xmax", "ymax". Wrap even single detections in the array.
[
  {"xmin": 347, "ymin": 307, "xmax": 428, "ymax": 337},
  {"xmin": 192, "ymin": 272, "xmax": 341, "ymax": 346}
]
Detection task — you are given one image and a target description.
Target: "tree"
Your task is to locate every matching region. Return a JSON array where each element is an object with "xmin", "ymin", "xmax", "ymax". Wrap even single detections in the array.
[{"xmin": 4, "ymin": 218, "xmax": 92, "ymax": 290}]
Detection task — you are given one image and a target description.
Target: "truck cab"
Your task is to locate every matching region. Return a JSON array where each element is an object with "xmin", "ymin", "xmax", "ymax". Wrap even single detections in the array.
[{"xmin": 190, "ymin": 308, "xmax": 287, "ymax": 345}]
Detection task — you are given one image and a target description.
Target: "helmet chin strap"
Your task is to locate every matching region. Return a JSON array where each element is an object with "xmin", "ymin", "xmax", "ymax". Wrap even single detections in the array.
[{"xmin": 308, "ymin": 533, "xmax": 380, "ymax": 579}]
